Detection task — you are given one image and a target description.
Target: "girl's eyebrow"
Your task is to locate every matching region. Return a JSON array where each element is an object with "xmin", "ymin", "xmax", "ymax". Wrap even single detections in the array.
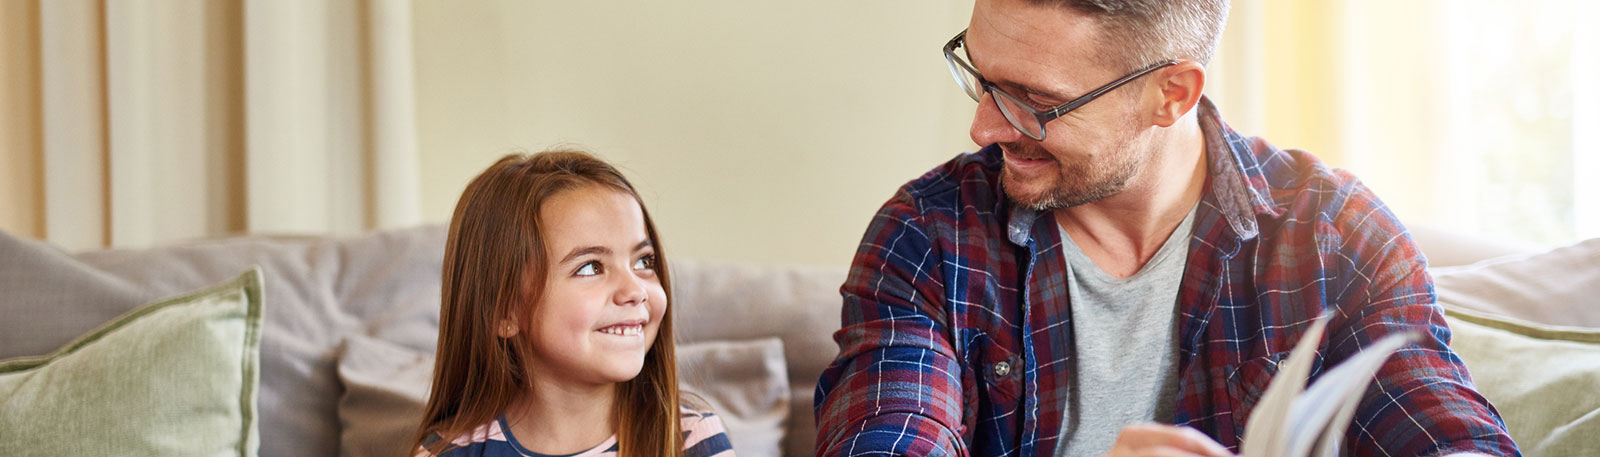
[
  {"xmin": 560, "ymin": 246, "xmax": 610, "ymax": 264},
  {"xmin": 560, "ymin": 240, "xmax": 652, "ymax": 263}
]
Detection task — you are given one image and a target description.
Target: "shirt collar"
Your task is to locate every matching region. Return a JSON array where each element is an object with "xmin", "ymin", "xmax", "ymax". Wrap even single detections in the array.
[{"xmin": 1005, "ymin": 96, "xmax": 1272, "ymax": 247}]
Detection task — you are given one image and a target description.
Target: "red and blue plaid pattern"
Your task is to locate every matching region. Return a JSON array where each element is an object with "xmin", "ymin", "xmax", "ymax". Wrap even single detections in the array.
[{"xmin": 815, "ymin": 99, "xmax": 1518, "ymax": 457}]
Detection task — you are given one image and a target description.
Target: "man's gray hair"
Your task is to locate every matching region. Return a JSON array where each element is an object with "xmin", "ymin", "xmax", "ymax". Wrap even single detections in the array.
[{"xmin": 1032, "ymin": 0, "xmax": 1230, "ymax": 70}]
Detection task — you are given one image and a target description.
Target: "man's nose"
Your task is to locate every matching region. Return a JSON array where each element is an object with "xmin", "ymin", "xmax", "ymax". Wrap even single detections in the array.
[{"xmin": 969, "ymin": 92, "xmax": 1023, "ymax": 147}]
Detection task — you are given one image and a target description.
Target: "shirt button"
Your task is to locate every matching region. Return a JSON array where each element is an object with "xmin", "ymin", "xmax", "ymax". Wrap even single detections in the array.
[{"xmin": 993, "ymin": 361, "xmax": 1011, "ymax": 377}]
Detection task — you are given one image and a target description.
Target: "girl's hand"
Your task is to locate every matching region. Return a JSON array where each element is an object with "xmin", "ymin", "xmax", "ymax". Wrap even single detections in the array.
[{"xmin": 1102, "ymin": 423, "xmax": 1235, "ymax": 457}]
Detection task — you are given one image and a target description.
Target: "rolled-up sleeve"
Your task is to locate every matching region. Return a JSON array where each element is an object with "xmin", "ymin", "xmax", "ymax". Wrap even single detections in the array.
[
  {"xmin": 1324, "ymin": 183, "xmax": 1520, "ymax": 457},
  {"xmin": 814, "ymin": 193, "xmax": 968, "ymax": 457}
]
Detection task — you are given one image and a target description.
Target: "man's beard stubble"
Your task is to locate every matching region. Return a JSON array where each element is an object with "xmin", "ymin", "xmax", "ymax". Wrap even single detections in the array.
[{"xmin": 999, "ymin": 139, "xmax": 1143, "ymax": 211}]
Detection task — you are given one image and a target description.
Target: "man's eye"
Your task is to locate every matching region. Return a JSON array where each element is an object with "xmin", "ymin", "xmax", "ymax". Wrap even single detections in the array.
[
  {"xmin": 633, "ymin": 255, "xmax": 656, "ymax": 271},
  {"xmin": 575, "ymin": 261, "xmax": 602, "ymax": 276},
  {"xmin": 1027, "ymin": 94, "xmax": 1060, "ymax": 109}
]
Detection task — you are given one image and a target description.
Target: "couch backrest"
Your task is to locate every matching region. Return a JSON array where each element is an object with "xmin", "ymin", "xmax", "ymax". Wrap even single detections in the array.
[
  {"xmin": 670, "ymin": 260, "xmax": 847, "ymax": 457},
  {"xmin": 1, "ymin": 226, "xmax": 448, "ymax": 457}
]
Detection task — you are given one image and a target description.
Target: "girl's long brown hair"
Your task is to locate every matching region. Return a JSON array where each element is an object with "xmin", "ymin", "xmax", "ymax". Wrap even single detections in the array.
[{"xmin": 413, "ymin": 150, "xmax": 681, "ymax": 457}]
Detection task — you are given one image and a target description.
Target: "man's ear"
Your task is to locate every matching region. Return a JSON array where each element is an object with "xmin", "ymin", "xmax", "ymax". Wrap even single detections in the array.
[{"xmin": 1151, "ymin": 61, "xmax": 1206, "ymax": 128}]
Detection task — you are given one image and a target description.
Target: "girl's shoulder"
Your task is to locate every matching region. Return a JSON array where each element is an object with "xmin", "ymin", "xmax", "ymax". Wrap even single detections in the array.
[
  {"xmin": 414, "ymin": 420, "xmax": 511, "ymax": 457},
  {"xmin": 678, "ymin": 406, "xmax": 735, "ymax": 457},
  {"xmin": 418, "ymin": 418, "xmax": 621, "ymax": 457},
  {"xmin": 418, "ymin": 409, "xmax": 730, "ymax": 457}
]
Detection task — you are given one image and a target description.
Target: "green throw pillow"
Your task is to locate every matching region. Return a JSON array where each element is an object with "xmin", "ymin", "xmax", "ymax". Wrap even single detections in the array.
[
  {"xmin": 0, "ymin": 269, "xmax": 265, "ymax": 456},
  {"xmin": 1445, "ymin": 306, "xmax": 1600, "ymax": 457}
]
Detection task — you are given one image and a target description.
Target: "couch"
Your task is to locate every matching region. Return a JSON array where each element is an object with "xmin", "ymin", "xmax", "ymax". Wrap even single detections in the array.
[{"xmin": 1, "ymin": 224, "xmax": 1596, "ymax": 457}]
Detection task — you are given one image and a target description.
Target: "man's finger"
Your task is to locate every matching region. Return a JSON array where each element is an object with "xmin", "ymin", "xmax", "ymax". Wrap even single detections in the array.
[
  {"xmin": 1111, "ymin": 423, "xmax": 1234, "ymax": 457},
  {"xmin": 1133, "ymin": 445, "xmax": 1211, "ymax": 457},
  {"xmin": 1172, "ymin": 425, "xmax": 1234, "ymax": 457}
]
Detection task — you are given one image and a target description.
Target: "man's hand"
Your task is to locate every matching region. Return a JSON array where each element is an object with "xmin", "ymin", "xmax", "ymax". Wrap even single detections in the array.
[{"xmin": 1103, "ymin": 423, "xmax": 1235, "ymax": 457}]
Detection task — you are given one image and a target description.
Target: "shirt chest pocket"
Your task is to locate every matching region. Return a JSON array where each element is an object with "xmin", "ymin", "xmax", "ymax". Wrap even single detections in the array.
[
  {"xmin": 965, "ymin": 332, "xmax": 1024, "ymax": 419},
  {"xmin": 1224, "ymin": 350, "xmax": 1326, "ymax": 424}
]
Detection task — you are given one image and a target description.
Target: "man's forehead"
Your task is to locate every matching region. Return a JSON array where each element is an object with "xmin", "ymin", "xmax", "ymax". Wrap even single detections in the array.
[{"xmin": 967, "ymin": 0, "xmax": 1111, "ymax": 95}]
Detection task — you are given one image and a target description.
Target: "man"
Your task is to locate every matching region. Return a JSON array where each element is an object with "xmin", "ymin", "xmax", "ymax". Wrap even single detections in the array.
[{"xmin": 813, "ymin": 1, "xmax": 1518, "ymax": 456}]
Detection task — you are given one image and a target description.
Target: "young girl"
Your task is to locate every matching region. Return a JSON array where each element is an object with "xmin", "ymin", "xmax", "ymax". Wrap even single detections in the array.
[{"xmin": 413, "ymin": 151, "xmax": 734, "ymax": 457}]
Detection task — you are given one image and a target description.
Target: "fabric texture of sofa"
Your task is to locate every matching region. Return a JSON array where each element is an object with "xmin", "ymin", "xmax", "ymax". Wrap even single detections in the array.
[{"xmin": 1, "ymin": 224, "xmax": 1595, "ymax": 457}]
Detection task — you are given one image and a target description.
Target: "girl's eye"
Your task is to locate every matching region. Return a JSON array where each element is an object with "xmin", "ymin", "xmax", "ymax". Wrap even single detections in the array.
[
  {"xmin": 632, "ymin": 254, "xmax": 656, "ymax": 271},
  {"xmin": 574, "ymin": 261, "xmax": 602, "ymax": 277}
]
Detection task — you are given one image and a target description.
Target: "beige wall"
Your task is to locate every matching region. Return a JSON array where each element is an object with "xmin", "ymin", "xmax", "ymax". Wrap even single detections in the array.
[
  {"xmin": 8, "ymin": 0, "xmax": 1523, "ymax": 259},
  {"xmin": 412, "ymin": 1, "xmax": 978, "ymax": 267}
]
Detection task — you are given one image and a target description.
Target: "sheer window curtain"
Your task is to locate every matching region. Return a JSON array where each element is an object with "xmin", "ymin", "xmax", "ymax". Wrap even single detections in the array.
[
  {"xmin": 1209, "ymin": 0, "xmax": 1597, "ymax": 246},
  {"xmin": 0, "ymin": 0, "xmax": 420, "ymax": 251}
]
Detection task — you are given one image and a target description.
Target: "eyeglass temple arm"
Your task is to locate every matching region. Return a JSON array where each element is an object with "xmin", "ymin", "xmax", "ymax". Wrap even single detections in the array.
[{"xmin": 1048, "ymin": 60, "xmax": 1180, "ymax": 117}]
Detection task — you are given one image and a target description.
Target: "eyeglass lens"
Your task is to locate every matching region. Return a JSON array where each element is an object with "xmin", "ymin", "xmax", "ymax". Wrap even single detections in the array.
[{"xmin": 947, "ymin": 47, "xmax": 1047, "ymax": 140}]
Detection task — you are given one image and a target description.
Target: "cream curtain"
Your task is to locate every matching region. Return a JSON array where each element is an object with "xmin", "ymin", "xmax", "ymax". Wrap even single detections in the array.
[
  {"xmin": 1209, "ymin": 0, "xmax": 1596, "ymax": 244},
  {"xmin": 1208, "ymin": 0, "xmax": 1471, "ymax": 226},
  {"xmin": 0, "ymin": 0, "xmax": 420, "ymax": 251}
]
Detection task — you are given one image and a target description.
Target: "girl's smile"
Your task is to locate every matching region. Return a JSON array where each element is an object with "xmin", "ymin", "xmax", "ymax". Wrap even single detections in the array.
[{"xmin": 595, "ymin": 319, "xmax": 647, "ymax": 337}]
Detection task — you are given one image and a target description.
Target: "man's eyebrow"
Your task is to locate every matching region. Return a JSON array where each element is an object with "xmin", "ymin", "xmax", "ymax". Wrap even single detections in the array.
[
  {"xmin": 966, "ymin": 48, "xmax": 1078, "ymax": 100},
  {"xmin": 1000, "ymin": 79, "xmax": 1077, "ymax": 102},
  {"xmin": 560, "ymin": 246, "xmax": 610, "ymax": 264}
]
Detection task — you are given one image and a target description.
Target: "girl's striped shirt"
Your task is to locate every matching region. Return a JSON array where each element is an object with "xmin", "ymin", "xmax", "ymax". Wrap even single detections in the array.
[{"xmin": 419, "ymin": 407, "xmax": 734, "ymax": 457}]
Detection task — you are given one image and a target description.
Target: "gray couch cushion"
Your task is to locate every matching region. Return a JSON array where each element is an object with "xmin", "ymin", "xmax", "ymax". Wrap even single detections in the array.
[
  {"xmin": 0, "ymin": 231, "xmax": 151, "ymax": 358},
  {"xmin": 679, "ymin": 337, "xmax": 791, "ymax": 457},
  {"xmin": 1432, "ymin": 237, "xmax": 1600, "ymax": 329},
  {"xmin": 336, "ymin": 334, "xmax": 434, "ymax": 457},
  {"xmin": 669, "ymin": 260, "xmax": 847, "ymax": 457}
]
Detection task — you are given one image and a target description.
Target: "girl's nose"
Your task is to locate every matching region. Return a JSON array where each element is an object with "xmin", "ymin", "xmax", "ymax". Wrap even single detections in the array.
[{"xmin": 613, "ymin": 271, "xmax": 648, "ymax": 306}]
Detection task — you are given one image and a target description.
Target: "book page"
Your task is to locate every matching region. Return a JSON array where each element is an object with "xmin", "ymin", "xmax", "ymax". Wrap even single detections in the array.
[
  {"xmin": 1239, "ymin": 315, "xmax": 1330, "ymax": 457},
  {"xmin": 1238, "ymin": 313, "xmax": 1417, "ymax": 457},
  {"xmin": 1285, "ymin": 332, "xmax": 1417, "ymax": 457}
]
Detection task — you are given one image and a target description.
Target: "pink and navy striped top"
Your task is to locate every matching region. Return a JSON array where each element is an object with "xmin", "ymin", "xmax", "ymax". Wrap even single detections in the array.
[{"xmin": 420, "ymin": 407, "xmax": 735, "ymax": 457}]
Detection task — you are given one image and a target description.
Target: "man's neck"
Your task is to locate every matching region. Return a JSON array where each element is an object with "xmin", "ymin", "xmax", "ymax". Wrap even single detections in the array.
[
  {"xmin": 1052, "ymin": 115, "xmax": 1207, "ymax": 278},
  {"xmin": 504, "ymin": 375, "xmax": 617, "ymax": 454}
]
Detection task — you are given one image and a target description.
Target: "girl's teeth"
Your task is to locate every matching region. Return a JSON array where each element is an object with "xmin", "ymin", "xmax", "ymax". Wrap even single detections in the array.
[{"xmin": 601, "ymin": 326, "xmax": 640, "ymax": 336}]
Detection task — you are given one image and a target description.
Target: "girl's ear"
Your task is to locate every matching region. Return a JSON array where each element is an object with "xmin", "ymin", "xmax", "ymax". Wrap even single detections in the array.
[{"xmin": 497, "ymin": 319, "xmax": 520, "ymax": 338}]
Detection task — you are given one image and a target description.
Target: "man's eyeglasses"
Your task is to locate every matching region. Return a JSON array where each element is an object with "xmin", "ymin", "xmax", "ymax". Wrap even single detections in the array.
[{"xmin": 943, "ymin": 29, "xmax": 1178, "ymax": 141}]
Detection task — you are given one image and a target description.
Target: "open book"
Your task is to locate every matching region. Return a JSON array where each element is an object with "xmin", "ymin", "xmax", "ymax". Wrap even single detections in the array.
[{"xmin": 1237, "ymin": 314, "xmax": 1418, "ymax": 457}]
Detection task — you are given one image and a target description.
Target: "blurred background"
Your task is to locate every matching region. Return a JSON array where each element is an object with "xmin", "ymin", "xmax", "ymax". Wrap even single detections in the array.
[{"xmin": 1, "ymin": 0, "xmax": 1594, "ymax": 268}]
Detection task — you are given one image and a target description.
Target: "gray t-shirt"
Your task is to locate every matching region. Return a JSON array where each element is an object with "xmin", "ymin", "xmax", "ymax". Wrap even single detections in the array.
[{"xmin": 1052, "ymin": 206, "xmax": 1196, "ymax": 457}]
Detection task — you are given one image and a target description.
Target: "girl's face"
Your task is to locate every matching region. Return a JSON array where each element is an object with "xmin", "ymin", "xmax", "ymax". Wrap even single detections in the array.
[{"xmin": 513, "ymin": 185, "xmax": 668, "ymax": 388}]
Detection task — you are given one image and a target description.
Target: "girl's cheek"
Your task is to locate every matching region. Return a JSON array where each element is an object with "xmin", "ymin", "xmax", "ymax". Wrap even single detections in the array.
[
  {"xmin": 654, "ymin": 285, "xmax": 669, "ymax": 308},
  {"xmin": 649, "ymin": 288, "xmax": 668, "ymax": 319},
  {"xmin": 549, "ymin": 298, "xmax": 595, "ymax": 331}
]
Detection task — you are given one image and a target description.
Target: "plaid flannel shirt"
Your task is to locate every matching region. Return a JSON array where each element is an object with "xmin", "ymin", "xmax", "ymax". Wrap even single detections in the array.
[{"xmin": 814, "ymin": 98, "xmax": 1518, "ymax": 457}]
